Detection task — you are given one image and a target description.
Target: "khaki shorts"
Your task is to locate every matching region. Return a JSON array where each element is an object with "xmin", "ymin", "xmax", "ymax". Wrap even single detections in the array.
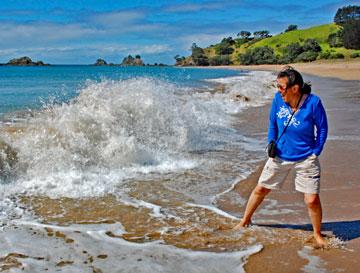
[{"xmin": 258, "ymin": 154, "xmax": 321, "ymax": 194}]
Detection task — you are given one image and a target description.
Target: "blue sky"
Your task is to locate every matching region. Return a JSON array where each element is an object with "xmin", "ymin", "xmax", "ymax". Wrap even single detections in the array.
[{"xmin": 0, "ymin": 0, "xmax": 358, "ymax": 64}]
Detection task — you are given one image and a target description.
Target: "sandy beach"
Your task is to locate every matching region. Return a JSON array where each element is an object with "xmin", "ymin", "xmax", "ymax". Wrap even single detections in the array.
[{"xmin": 203, "ymin": 59, "xmax": 360, "ymax": 81}]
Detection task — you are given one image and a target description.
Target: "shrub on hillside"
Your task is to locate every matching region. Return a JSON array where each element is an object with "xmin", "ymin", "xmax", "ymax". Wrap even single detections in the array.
[
  {"xmin": 282, "ymin": 42, "xmax": 304, "ymax": 62},
  {"xmin": 209, "ymin": 55, "xmax": 232, "ymax": 65},
  {"xmin": 191, "ymin": 43, "xmax": 209, "ymax": 66},
  {"xmin": 319, "ymin": 51, "xmax": 331, "ymax": 59},
  {"xmin": 234, "ymin": 38, "xmax": 249, "ymax": 48},
  {"xmin": 281, "ymin": 39, "xmax": 322, "ymax": 63},
  {"xmin": 329, "ymin": 53, "xmax": 345, "ymax": 59},
  {"xmin": 303, "ymin": 39, "xmax": 322, "ymax": 52},
  {"xmin": 215, "ymin": 44, "xmax": 234, "ymax": 55},
  {"xmin": 215, "ymin": 37, "xmax": 235, "ymax": 55},
  {"xmin": 350, "ymin": 52, "xmax": 360, "ymax": 58},
  {"xmin": 294, "ymin": 51, "xmax": 319, "ymax": 62},
  {"xmin": 239, "ymin": 52, "xmax": 253, "ymax": 65},
  {"xmin": 277, "ymin": 56, "xmax": 293, "ymax": 64},
  {"xmin": 239, "ymin": 46, "xmax": 277, "ymax": 65},
  {"xmin": 328, "ymin": 31, "xmax": 344, "ymax": 47},
  {"xmin": 285, "ymin": 25, "xmax": 298, "ymax": 32},
  {"xmin": 252, "ymin": 46, "xmax": 277, "ymax": 64},
  {"xmin": 194, "ymin": 56, "xmax": 210, "ymax": 66}
]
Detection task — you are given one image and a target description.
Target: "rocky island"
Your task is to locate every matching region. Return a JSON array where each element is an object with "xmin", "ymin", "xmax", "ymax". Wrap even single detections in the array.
[
  {"xmin": 121, "ymin": 55, "xmax": 144, "ymax": 66},
  {"xmin": 93, "ymin": 58, "xmax": 115, "ymax": 66},
  {"xmin": 94, "ymin": 58, "xmax": 108, "ymax": 66},
  {"xmin": 1, "ymin": 56, "xmax": 49, "ymax": 66},
  {"xmin": 92, "ymin": 55, "xmax": 145, "ymax": 66}
]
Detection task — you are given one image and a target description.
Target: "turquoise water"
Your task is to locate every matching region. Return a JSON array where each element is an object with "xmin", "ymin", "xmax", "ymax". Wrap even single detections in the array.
[{"xmin": 0, "ymin": 65, "xmax": 240, "ymax": 115}]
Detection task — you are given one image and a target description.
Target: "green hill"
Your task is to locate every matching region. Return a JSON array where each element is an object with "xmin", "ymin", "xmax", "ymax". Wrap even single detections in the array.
[
  {"xmin": 249, "ymin": 24, "xmax": 335, "ymax": 53},
  {"xmin": 182, "ymin": 23, "xmax": 360, "ymax": 65}
]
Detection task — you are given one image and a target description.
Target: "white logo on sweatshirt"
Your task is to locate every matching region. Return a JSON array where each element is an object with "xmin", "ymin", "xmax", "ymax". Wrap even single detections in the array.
[{"xmin": 277, "ymin": 106, "xmax": 300, "ymax": 127}]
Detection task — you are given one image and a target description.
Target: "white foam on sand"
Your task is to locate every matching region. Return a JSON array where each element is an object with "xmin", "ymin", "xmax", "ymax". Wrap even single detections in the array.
[
  {"xmin": 1, "ymin": 220, "xmax": 263, "ymax": 273},
  {"xmin": 186, "ymin": 202, "xmax": 240, "ymax": 220},
  {"xmin": 298, "ymin": 246, "xmax": 327, "ymax": 273},
  {"xmin": 117, "ymin": 195, "xmax": 180, "ymax": 220},
  {"xmin": 258, "ymin": 199, "xmax": 295, "ymax": 216},
  {"xmin": 210, "ymin": 178, "xmax": 248, "ymax": 217}
]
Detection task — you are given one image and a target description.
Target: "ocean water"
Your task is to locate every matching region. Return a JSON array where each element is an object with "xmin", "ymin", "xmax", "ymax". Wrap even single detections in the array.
[
  {"xmin": 0, "ymin": 65, "xmax": 240, "ymax": 116},
  {"xmin": 0, "ymin": 66, "xmax": 276, "ymax": 272}
]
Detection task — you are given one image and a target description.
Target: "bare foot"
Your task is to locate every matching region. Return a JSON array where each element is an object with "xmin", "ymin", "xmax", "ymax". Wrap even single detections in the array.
[
  {"xmin": 232, "ymin": 220, "xmax": 251, "ymax": 230},
  {"xmin": 314, "ymin": 233, "xmax": 328, "ymax": 249}
]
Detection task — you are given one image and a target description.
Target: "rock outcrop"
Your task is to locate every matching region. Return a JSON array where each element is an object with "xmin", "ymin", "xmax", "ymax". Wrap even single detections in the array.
[
  {"xmin": 94, "ymin": 58, "xmax": 108, "ymax": 66},
  {"xmin": 4, "ymin": 56, "xmax": 49, "ymax": 66},
  {"xmin": 121, "ymin": 55, "xmax": 144, "ymax": 66}
]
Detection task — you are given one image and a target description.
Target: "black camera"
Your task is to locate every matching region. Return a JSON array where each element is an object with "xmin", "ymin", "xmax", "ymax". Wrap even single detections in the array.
[{"xmin": 267, "ymin": 140, "xmax": 277, "ymax": 158}]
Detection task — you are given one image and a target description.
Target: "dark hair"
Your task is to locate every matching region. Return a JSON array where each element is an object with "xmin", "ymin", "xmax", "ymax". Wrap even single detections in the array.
[{"xmin": 277, "ymin": 66, "xmax": 311, "ymax": 94}]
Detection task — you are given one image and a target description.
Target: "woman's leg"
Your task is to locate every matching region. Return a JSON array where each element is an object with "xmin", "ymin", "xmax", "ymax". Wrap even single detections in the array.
[
  {"xmin": 233, "ymin": 185, "xmax": 271, "ymax": 229},
  {"xmin": 304, "ymin": 193, "xmax": 327, "ymax": 246}
]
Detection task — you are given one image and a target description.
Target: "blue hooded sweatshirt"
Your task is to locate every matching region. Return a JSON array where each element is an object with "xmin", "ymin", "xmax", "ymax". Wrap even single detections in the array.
[{"xmin": 268, "ymin": 92, "xmax": 328, "ymax": 161}]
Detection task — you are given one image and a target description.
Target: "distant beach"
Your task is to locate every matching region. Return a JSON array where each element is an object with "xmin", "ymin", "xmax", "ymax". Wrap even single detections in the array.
[{"xmin": 200, "ymin": 59, "xmax": 360, "ymax": 81}]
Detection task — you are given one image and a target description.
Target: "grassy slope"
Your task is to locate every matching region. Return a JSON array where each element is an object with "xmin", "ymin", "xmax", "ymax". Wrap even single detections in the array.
[{"xmin": 220, "ymin": 23, "xmax": 360, "ymax": 64}]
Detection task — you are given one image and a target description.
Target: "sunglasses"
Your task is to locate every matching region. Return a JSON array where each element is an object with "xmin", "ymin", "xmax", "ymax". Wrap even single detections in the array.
[{"xmin": 276, "ymin": 83, "xmax": 287, "ymax": 91}]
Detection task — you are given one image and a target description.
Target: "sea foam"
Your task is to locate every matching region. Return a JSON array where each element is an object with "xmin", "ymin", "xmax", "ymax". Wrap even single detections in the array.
[{"xmin": 1, "ymin": 73, "xmax": 274, "ymax": 200}]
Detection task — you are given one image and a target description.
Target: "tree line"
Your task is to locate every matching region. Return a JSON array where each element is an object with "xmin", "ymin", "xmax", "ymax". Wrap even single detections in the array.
[
  {"xmin": 175, "ymin": 29, "xmax": 274, "ymax": 66},
  {"xmin": 331, "ymin": 5, "xmax": 360, "ymax": 51},
  {"xmin": 175, "ymin": 5, "xmax": 360, "ymax": 66}
]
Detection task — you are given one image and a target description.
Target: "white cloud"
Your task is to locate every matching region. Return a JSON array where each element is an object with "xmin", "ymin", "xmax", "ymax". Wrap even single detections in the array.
[
  {"xmin": 0, "ymin": 23, "xmax": 164, "ymax": 50},
  {"xmin": 87, "ymin": 10, "xmax": 166, "ymax": 34},
  {"xmin": 0, "ymin": 22, "xmax": 99, "ymax": 46},
  {"xmin": 163, "ymin": 2, "xmax": 223, "ymax": 13},
  {"xmin": 89, "ymin": 10, "xmax": 145, "ymax": 27},
  {"xmin": 179, "ymin": 33, "xmax": 233, "ymax": 49},
  {"xmin": 133, "ymin": 44, "xmax": 171, "ymax": 54}
]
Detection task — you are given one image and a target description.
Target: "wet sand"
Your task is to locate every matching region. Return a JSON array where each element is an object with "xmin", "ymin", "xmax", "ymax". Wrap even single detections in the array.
[{"xmin": 217, "ymin": 74, "xmax": 360, "ymax": 272}]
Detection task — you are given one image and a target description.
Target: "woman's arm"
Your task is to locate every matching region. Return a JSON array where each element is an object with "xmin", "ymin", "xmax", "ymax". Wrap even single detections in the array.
[
  {"xmin": 313, "ymin": 99, "xmax": 328, "ymax": 156},
  {"xmin": 268, "ymin": 97, "xmax": 278, "ymax": 143}
]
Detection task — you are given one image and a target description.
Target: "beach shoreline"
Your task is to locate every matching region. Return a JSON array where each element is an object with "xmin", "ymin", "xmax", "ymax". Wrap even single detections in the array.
[{"xmin": 193, "ymin": 59, "xmax": 360, "ymax": 81}]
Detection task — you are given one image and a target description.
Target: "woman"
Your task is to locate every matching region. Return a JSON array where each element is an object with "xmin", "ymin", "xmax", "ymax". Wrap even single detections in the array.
[{"xmin": 234, "ymin": 66, "xmax": 328, "ymax": 247}]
